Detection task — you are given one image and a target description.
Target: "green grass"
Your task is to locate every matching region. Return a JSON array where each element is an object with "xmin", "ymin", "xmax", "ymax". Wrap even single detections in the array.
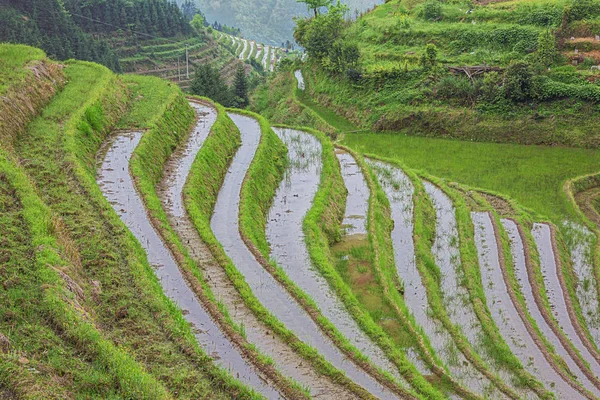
[
  {"xmin": 343, "ymin": 132, "xmax": 600, "ymax": 222},
  {"xmin": 12, "ymin": 61, "xmax": 232, "ymax": 399},
  {"xmin": 0, "ymin": 44, "xmax": 45, "ymax": 95}
]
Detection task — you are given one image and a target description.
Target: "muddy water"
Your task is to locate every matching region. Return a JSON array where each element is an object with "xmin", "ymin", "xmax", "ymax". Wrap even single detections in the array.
[
  {"xmin": 267, "ymin": 128, "xmax": 405, "ymax": 386},
  {"xmin": 367, "ymin": 162, "xmax": 498, "ymax": 396},
  {"xmin": 503, "ymin": 219, "xmax": 600, "ymax": 397},
  {"xmin": 472, "ymin": 212, "xmax": 583, "ymax": 399},
  {"xmin": 270, "ymin": 50, "xmax": 276, "ymax": 72},
  {"xmin": 533, "ymin": 223, "xmax": 600, "ymax": 378},
  {"xmin": 97, "ymin": 130, "xmax": 282, "ymax": 399},
  {"xmin": 563, "ymin": 222, "xmax": 600, "ymax": 346},
  {"xmin": 159, "ymin": 104, "xmax": 359, "ymax": 399},
  {"xmin": 336, "ymin": 151, "xmax": 368, "ymax": 236},
  {"xmin": 294, "ymin": 70, "xmax": 305, "ymax": 91},
  {"xmin": 212, "ymin": 113, "xmax": 400, "ymax": 399}
]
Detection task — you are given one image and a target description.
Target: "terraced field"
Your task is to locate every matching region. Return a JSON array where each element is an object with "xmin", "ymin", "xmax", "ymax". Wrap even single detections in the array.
[
  {"xmin": 215, "ymin": 31, "xmax": 290, "ymax": 71},
  {"xmin": 6, "ymin": 40, "xmax": 600, "ymax": 400}
]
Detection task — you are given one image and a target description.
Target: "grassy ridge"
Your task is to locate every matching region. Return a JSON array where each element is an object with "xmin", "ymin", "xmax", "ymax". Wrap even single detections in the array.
[
  {"xmin": 0, "ymin": 151, "xmax": 168, "ymax": 399},
  {"xmin": 13, "ymin": 61, "xmax": 233, "ymax": 399},
  {"xmin": 3, "ymin": 61, "xmax": 173, "ymax": 399},
  {"xmin": 183, "ymin": 105, "xmax": 376, "ymax": 399}
]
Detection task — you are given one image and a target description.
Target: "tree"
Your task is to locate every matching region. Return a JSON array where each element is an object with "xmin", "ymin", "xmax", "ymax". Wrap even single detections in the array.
[
  {"xmin": 536, "ymin": 30, "xmax": 557, "ymax": 67},
  {"xmin": 503, "ymin": 61, "xmax": 533, "ymax": 102},
  {"xmin": 190, "ymin": 64, "xmax": 231, "ymax": 106},
  {"xmin": 297, "ymin": 0, "xmax": 333, "ymax": 17},
  {"xmin": 232, "ymin": 64, "xmax": 249, "ymax": 108},
  {"xmin": 420, "ymin": 43, "xmax": 437, "ymax": 70},
  {"xmin": 190, "ymin": 14, "xmax": 205, "ymax": 33}
]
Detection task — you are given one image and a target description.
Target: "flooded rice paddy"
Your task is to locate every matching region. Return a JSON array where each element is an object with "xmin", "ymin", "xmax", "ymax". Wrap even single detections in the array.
[
  {"xmin": 97, "ymin": 129, "xmax": 282, "ymax": 398},
  {"xmin": 212, "ymin": 114, "xmax": 401, "ymax": 399},
  {"xmin": 473, "ymin": 212, "xmax": 584, "ymax": 399}
]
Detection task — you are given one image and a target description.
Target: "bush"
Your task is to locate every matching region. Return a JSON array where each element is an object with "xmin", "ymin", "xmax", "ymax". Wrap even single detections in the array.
[
  {"xmin": 503, "ymin": 61, "xmax": 534, "ymax": 102},
  {"xmin": 421, "ymin": 0, "xmax": 442, "ymax": 21},
  {"xmin": 434, "ymin": 74, "xmax": 478, "ymax": 105}
]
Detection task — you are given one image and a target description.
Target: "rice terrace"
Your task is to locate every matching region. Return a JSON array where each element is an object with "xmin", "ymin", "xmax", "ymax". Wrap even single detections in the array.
[{"xmin": 4, "ymin": 0, "xmax": 600, "ymax": 398}]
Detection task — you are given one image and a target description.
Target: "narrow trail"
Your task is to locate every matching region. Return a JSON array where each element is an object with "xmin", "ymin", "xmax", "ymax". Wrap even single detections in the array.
[
  {"xmin": 472, "ymin": 212, "xmax": 585, "ymax": 399},
  {"xmin": 97, "ymin": 130, "xmax": 282, "ymax": 399},
  {"xmin": 159, "ymin": 103, "xmax": 358, "ymax": 399},
  {"xmin": 295, "ymin": 70, "xmax": 305, "ymax": 91},
  {"xmin": 502, "ymin": 219, "xmax": 600, "ymax": 397},
  {"xmin": 532, "ymin": 223, "xmax": 600, "ymax": 378},
  {"xmin": 212, "ymin": 113, "xmax": 401, "ymax": 400},
  {"xmin": 368, "ymin": 160, "xmax": 506, "ymax": 398},
  {"xmin": 267, "ymin": 128, "xmax": 406, "ymax": 386}
]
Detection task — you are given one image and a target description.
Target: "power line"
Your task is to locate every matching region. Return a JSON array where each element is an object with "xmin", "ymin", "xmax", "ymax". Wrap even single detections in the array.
[
  {"xmin": 70, "ymin": 12, "xmax": 181, "ymax": 44},
  {"xmin": 70, "ymin": 11, "xmax": 189, "ymax": 79}
]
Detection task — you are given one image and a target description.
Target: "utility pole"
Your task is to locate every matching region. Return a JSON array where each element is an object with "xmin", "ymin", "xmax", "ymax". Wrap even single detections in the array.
[{"xmin": 185, "ymin": 44, "xmax": 189, "ymax": 79}]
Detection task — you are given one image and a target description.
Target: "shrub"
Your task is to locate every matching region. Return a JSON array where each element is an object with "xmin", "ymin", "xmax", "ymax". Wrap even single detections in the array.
[
  {"xmin": 434, "ymin": 74, "xmax": 478, "ymax": 105},
  {"xmin": 503, "ymin": 61, "xmax": 534, "ymax": 102},
  {"xmin": 536, "ymin": 30, "xmax": 557, "ymax": 67},
  {"xmin": 421, "ymin": 0, "xmax": 442, "ymax": 21}
]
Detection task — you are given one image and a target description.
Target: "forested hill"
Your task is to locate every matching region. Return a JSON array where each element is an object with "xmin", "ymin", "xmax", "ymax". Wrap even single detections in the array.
[
  {"xmin": 0, "ymin": 0, "xmax": 193, "ymax": 72},
  {"xmin": 189, "ymin": 0, "xmax": 383, "ymax": 46}
]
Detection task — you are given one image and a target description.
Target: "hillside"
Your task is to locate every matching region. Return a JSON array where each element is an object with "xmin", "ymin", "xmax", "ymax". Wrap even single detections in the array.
[
  {"xmin": 191, "ymin": 0, "xmax": 384, "ymax": 46},
  {"xmin": 269, "ymin": 0, "xmax": 600, "ymax": 148},
  {"xmin": 7, "ymin": 0, "xmax": 600, "ymax": 397}
]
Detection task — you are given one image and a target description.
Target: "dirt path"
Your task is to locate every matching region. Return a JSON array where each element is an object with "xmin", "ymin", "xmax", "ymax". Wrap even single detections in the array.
[
  {"xmin": 97, "ymin": 129, "xmax": 283, "ymax": 398},
  {"xmin": 158, "ymin": 103, "xmax": 357, "ymax": 399},
  {"xmin": 473, "ymin": 212, "xmax": 589, "ymax": 399},
  {"xmin": 213, "ymin": 112, "xmax": 402, "ymax": 399}
]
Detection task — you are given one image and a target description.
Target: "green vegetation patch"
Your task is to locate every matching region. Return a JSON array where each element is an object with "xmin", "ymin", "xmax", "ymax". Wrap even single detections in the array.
[
  {"xmin": 343, "ymin": 132, "xmax": 600, "ymax": 222},
  {"xmin": 0, "ymin": 44, "xmax": 45, "ymax": 95},
  {"xmin": 12, "ymin": 61, "xmax": 230, "ymax": 399}
]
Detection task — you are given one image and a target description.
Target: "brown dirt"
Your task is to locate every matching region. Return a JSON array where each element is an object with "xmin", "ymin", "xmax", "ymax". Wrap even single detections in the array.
[
  {"xmin": 488, "ymin": 214, "xmax": 596, "ymax": 400},
  {"xmin": 479, "ymin": 192, "xmax": 513, "ymax": 217},
  {"xmin": 574, "ymin": 187, "xmax": 600, "ymax": 229}
]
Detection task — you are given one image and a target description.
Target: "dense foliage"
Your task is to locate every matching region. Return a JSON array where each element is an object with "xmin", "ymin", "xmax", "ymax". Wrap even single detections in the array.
[
  {"xmin": 0, "ymin": 0, "xmax": 121, "ymax": 71},
  {"xmin": 190, "ymin": 64, "xmax": 250, "ymax": 107},
  {"xmin": 287, "ymin": 0, "xmax": 600, "ymax": 146}
]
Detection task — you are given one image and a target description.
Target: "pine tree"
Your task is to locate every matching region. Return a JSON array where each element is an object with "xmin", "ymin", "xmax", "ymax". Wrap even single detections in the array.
[{"xmin": 232, "ymin": 64, "xmax": 249, "ymax": 108}]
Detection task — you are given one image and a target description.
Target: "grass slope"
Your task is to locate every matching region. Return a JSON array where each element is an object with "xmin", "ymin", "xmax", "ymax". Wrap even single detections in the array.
[{"xmin": 11, "ymin": 60, "xmax": 234, "ymax": 399}]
